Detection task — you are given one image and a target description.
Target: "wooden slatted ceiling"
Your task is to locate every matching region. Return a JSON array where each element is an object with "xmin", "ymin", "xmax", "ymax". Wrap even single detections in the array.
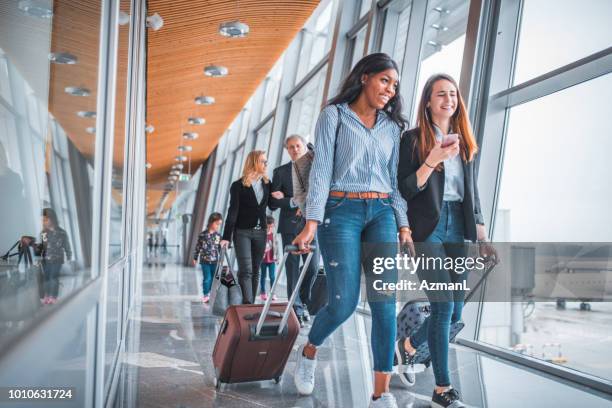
[
  {"xmin": 0, "ymin": 0, "xmax": 130, "ymax": 177},
  {"xmin": 146, "ymin": 0, "xmax": 320, "ymax": 215}
]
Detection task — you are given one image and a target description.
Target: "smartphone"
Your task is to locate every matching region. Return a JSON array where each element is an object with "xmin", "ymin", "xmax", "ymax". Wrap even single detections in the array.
[{"xmin": 441, "ymin": 133, "xmax": 459, "ymax": 148}]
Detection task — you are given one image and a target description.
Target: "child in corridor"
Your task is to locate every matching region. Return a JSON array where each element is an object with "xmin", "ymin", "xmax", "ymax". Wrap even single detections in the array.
[
  {"xmin": 259, "ymin": 216, "xmax": 279, "ymax": 301},
  {"xmin": 193, "ymin": 213, "xmax": 223, "ymax": 303}
]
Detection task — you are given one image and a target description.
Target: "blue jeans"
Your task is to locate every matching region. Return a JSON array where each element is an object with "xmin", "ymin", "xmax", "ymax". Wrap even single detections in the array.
[
  {"xmin": 200, "ymin": 262, "xmax": 217, "ymax": 296},
  {"xmin": 259, "ymin": 262, "xmax": 276, "ymax": 294},
  {"xmin": 42, "ymin": 262, "xmax": 62, "ymax": 297},
  {"xmin": 308, "ymin": 197, "xmax": 398, "ymax": 372},
  {"xmin": 411, "ymin": 201, "xmax": 467, "ymax": 387}
]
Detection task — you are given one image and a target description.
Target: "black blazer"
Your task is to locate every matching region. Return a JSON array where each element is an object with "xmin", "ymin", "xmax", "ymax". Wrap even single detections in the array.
[
  {"xmin": 397, "ymin": 128, "xmax": 485, "ymax": 242},
  {"xmin": 222, "ymin": 178, "xmax": 272, "ymax": 241},
  {"xmin": 269, "ymin": 162, "xmax": 299, "ymax": 234}
]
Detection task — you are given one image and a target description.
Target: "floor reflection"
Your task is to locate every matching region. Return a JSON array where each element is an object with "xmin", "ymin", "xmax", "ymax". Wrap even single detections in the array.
[{"xmin": 117, "ymin": 263, "xmax": 612, "ymax": 408}]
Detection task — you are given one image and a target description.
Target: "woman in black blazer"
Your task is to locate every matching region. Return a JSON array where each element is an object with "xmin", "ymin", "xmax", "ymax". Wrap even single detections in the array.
[
  {"xmin": 220, "ymin": 150, "xmax": 272, "ymax": 304},
  {"xmin": 396, "ymin": 74, "xmax": 496, "ymax": 408}
]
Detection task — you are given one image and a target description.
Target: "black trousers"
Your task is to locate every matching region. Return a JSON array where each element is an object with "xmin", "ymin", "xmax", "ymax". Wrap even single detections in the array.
[
  {"xmin": 280, "ymin": 218, "xmax": 320, "ymax": 316},
  {"xmin": 233, "ymin": 228, "xmax": 267, "ymax": 304}
]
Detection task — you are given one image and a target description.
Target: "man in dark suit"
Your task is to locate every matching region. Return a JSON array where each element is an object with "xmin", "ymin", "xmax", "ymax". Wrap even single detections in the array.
[{"xmin": 270, "ymin": 135, "xmax": 320, "ymax": 327}]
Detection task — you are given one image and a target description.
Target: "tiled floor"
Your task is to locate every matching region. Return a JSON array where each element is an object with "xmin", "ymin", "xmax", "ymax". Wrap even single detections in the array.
[{"xmin": 115, "ymin": 262, "xmax": 612, "ymax": 408}]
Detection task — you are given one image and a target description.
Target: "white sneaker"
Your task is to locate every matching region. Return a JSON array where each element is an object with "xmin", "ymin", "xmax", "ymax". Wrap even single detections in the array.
[
  {"xmin": 294, "ymin": 345, "xmax": 316, "ymax": 395},
  {"xmin": 369, "ymin": 392, "xmax": 398, "ymax": 408}
]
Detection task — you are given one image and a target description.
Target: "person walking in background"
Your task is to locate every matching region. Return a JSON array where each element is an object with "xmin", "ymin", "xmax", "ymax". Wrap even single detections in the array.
[
  {"xmin": 292, "ymin": 53, "xmax": 411, "ymax": 408},
  {"xmin": 220, "ymin": 150, "xmax": 272, "ymax": 304},
  {"xmin": 259, "ymin": 216, "xmax": 279, "ymax": 301},
  {"xmin": 147, "ymin": 233, "xmax": 153, "ymax": 256},
  {"xmin": 270, "ymin": 134, "xmax": 320, "ymax": 327},
  {"xmin": 192, "ymin": 212, "xmax": 223, "ymax": 303},
  {"xmin": 34, "ymin": 208, "xmax": 72, "ymax": 305},
  {"xmin": 396, "ymin": 73, "xmax": 497, "ymax": 408}
]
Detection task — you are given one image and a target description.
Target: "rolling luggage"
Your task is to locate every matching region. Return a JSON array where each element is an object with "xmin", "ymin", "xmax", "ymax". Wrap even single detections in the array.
[
  {"xmin": 395, "ymin": 259, "xmax": 498, "ymax": 373},
  {"xmin": 212, "ymin": 244, "xmax": 316, "ymax": 388}
]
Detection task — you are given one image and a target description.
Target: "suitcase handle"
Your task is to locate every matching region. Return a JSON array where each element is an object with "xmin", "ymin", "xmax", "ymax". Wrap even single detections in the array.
[
  {"xmin": 244, "ymin": 311, "xmax": 282, "ymax": 320},
  {"xmin": 255, "ymin": 245, "xmax": 317, "ymax": 337}
]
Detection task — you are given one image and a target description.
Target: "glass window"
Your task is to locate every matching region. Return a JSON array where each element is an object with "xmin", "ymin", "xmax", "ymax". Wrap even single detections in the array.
[
  {"xmin": 108, "ymin": 0, "xmax": 132, "ymax": 263},
  {"xmin": 261, "ymin": 56, "xmax": 284, "ymax": 118},
  {"xmin": 480, "ymin": 73, "xmax": 612, "ymax": 381},
  {"xmin": 380, "ymin": 0, "xmax": 412, "ymax": 71},
  {"xmin": 295, "ymin": 0, "xmax": 335, "ymax": 84},
  {"xmin": 411, "ymin": 0, "xmax": 470, "ymax": 121},
  {"xmin": 359, "ymin": 0, "xmax": 373, "ymax": 18},
  {"xmin": 513, "ymin": 0, "xmax": 612, "ymax": 85},
  {"xmin": 282, "ymin": 65, "xmax": 328, "ymax": 164},
  {"xmin": 0, "ymin": 0, "xmax": 101, "ymax": 346},
  {"xmin": 0, "ymin": 52, "xmax": 12, "ymax": 103},
  {"xmin": 348, "ymin": 26, "xmax": 368, "ymax": 73},
  {"xmin": 255, "ymin": 118, "xmax": 274, "ymax": 152}
]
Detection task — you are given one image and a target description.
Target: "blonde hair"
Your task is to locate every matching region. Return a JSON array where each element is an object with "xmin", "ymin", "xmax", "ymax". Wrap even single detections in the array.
[{"xmin": 241, "ymin": 150, "xmax": 269, "ymax": 187}]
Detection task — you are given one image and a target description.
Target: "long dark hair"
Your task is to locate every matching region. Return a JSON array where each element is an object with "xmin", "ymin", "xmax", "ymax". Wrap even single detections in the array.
[{"xmin": 328, "ymin": 53, "xmax": 408, "ymax": 129}]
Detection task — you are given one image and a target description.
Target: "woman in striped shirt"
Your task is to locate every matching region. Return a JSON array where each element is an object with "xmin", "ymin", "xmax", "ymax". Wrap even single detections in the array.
[{"xmin": 292, "ymin": 53, "xmax": 412, "ymax": 408}]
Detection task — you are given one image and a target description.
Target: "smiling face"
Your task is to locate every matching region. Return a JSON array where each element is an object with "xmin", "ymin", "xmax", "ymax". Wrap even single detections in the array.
[
  {"xmin": 427, "ymin": 79, "xmax": 458, "ymax": 124},
  {"xmin": 361, "ymin": 68, "xmax": 398, "ymax": 110}
]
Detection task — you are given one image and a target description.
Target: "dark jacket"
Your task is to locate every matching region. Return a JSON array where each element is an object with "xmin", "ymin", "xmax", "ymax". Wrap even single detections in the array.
[
  {"xmin": 269, "ymin": 162, "xmax": 299, "ymax": 234},
  {"xmin": 36, "ymin": 227, "xmax": 72, "ymax": 264},
  {"xmin": 222, "ymin": 178, "xmax": 272, "ymax": 241},
  {"xmin": 397, "ymin": 128, "xmax": 484, "ymax": 242},
  {"xmin": 193, "ymin": 230, "xmax": 221, "ymax": 263}
]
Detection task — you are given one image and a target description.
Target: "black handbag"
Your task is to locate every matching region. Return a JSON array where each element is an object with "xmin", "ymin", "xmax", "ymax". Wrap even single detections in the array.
[{"xmin": 306, "ymin": 267, "xmax": 327, "ymax": 315}]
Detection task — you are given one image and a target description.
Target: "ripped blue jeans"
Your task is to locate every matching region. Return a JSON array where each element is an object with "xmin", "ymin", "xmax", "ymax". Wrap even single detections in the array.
[{"xmin": 308, "ymin": 196, "xmax": 398, "ymax": 372}]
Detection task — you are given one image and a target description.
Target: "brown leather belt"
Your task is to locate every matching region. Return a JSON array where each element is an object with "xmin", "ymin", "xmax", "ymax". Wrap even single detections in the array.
[{"xmin": 329, "ymin": 191, "xmax": 389, "ymax": 199}]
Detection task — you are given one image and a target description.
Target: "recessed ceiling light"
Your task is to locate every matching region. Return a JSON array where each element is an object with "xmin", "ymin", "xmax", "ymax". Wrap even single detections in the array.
[
  {"xmin": 172, "ymin": 163, "xmax": 184, "ymax": 170},
  {"xmin": 169, "ymin": 170, "xmax": 181, "ymax": 176},
  {"xmin": 49, "ymin": 52, "xmax": 78, "ymax": 64},
  {"xmin": 77, "ymin": 111, "xmax": 96, "ymax": 118},
  {"xmin": 195, "ymin": 95, "xmax": 215, "ymax": 105},
  {"xmin": 175, "ymin": 155, "xmax": 188, "ymax": 162},
  {"xmin": 204, "ymin": 65, "xmax": 228, "ymax": 77},
  {"xmin": 145, "ymin": 163, "xmax": 152, "ymax": 169},
  {"xmin": 188, "ymin": 117, "xmax": 206, "ymax": 125},
  {"xmin": 146, "ymin": 12, "xmax": 164, "ymax": 31},
  {"xmin": 183, "ymin": 132, "xmax": 198, "ymax": 140},
  {"xmin": 219, "ymin": 21, "xmax": 250, "ymax": 38},
  {"xmin": 177, "ymin": 145, "xmax": 193, "ymax": 152},
  {"xmin": 65, "ymin": 86, "xmax": 91, "ymax": 96},
  {"xmin": 85, "ymin": 127, "xmax": 96, "ymax": 134},
  {"xmin": 119, "ymin": 11, "xmax": 130, "ymax": 26},
  {"xmin": 18, "ymin": 0, "xmax": 53, "ymax": 18},
  {"xmin": 145, "ymin": 124, "xmax": 155, "ymax": 133}
]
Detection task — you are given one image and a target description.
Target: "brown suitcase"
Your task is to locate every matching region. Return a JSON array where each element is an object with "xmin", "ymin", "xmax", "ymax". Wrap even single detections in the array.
[{"xmin": 212, "ymin": 245, "xmax": 316, "ymax": 387}]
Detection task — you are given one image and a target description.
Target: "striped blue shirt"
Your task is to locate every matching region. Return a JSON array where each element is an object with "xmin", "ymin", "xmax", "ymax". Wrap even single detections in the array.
[{"xmin": 305, "ymin": 103, "xmax": 409, "ymax": 228}]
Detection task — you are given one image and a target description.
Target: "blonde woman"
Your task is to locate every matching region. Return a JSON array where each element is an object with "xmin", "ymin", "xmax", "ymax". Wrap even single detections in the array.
[{"xmin": 220, "ymin": 150, "xmax": 272, "ymax": 304}]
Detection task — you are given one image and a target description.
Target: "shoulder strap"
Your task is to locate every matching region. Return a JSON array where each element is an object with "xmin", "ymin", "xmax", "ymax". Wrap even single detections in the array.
[{"xmin": 334, "ymin": 104, "xmax": 341, "ymax": 152}]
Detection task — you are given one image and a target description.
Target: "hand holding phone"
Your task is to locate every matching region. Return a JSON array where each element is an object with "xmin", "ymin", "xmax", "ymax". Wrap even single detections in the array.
[{"xmin": 441, "ymin": 133, "xmax": 459, "ymax": 148}]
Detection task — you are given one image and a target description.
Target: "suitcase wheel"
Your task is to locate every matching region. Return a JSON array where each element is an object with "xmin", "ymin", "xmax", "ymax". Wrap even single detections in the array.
[{"xmin": 274, "ymin": 376, "xmax": 281, "ymax": 384}]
